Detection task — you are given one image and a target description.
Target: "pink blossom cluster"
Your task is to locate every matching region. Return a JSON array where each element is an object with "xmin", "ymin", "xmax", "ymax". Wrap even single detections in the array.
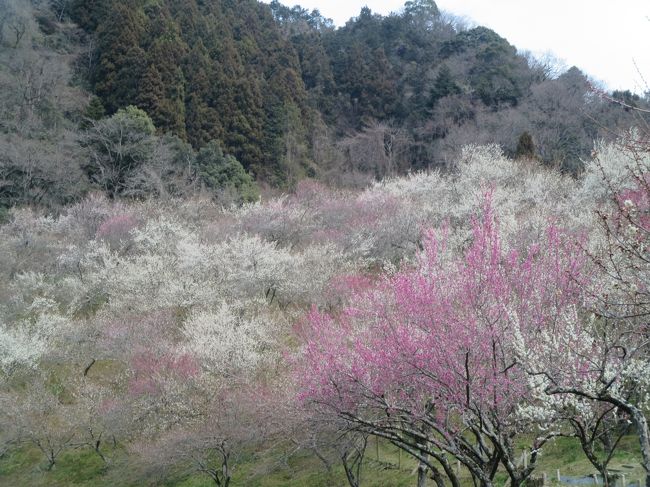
[
  {"xmin": 129, "ymin": 350, "xmax": 199, "ymax": 396},
  {"xmin": 95, "ymin": 213, "xmax": 139, "ymax": 242},
  {"xmin": 615, "ymin": 174, "xmax": 650, "ymax": 234},
  {"xmin": 295, "ymin": 194, "xmax": 588, "ymax": 426}
]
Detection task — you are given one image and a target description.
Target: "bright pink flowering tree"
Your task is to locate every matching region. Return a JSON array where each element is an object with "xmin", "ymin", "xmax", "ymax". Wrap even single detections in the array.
[{"xmin": 295, "ymin": 196, "xmax": 587, "ymax": 487}]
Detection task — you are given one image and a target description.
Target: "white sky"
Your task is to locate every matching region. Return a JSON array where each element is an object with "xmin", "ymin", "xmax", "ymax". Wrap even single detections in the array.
[{"xmin": 263, "ymin": 0, "xmax": 650, "ymax": 94}]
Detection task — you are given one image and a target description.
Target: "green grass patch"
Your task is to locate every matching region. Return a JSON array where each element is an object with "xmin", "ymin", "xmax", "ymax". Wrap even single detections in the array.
[{"xmin": 0, "ymin": 435, "xmax": 644, "ymax": 487}]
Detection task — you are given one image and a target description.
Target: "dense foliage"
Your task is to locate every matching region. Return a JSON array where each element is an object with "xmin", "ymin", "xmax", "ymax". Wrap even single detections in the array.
[
  {"xmin": 1, "ymin": 0, "xmax": 648, "ymax": 210},
  {"xmin": 11, "ymin": 0, "xmax": 642, "ymax": 192},
  {"xmin": 69, "ymin": 0, "xmax": 313, "ymax": 185},
  {"xmin": 0, "ymin": 0, "xmax": 262, "ymax": 211}
]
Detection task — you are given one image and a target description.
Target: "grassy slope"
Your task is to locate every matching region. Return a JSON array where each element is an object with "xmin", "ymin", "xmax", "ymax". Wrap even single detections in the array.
[{"xmin": 1, "ymin": 435, "xmax": 644, "ymax": 486}]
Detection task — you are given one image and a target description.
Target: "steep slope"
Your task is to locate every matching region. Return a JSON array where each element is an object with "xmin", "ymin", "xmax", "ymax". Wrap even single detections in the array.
[{"xmin": 71, "ymin": 0, "xmax": 314, "ymax": 185}]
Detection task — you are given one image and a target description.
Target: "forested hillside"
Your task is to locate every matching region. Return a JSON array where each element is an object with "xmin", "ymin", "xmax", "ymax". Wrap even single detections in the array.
[
  {"xmin": 1, "ymin": 0, "xmax": 649, "ymax": 213},
  {"xmin": 69, "ymin": 0, "xmax": 313, "ymax": 184},
  {"xmin": 73, "ymin": 0, "xmax": 650, "ymax": 178}
]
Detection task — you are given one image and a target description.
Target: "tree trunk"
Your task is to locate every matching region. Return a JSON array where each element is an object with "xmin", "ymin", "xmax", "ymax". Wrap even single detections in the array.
[
  {"xmin": 46, "ymin": 453, "xmax": 56, "ymax": 471},
  {"xmin": 343, "ymin": 466, "xmax": 360, "ymax": 487},
  {"xmin": 417, "ymin": 460, "xmax": 428, "ymax": 487},
  {"xmin": 431, "ymin": 468, "xmax": 446, "ymax": 487},
  {"xmin": 221, "ymin": 461, "xmax": 230, "ymax": 487},
  {"xmin": 94, "ymin": 441, "xmax": 107, "ymax": 463},
  {"xmin": 629, "ymin": 408, "xmax": 650, "ymax": 487}
]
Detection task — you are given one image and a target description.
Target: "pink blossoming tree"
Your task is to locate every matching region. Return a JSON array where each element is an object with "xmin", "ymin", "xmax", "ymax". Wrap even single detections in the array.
[{"xmin": 295, "ymin": 196, "xmax": 588, "ymax": 487}]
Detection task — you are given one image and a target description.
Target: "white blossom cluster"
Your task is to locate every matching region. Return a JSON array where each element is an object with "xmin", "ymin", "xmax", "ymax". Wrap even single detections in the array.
[
  {"xmin": 0, "ymin": 195, "xmax": 354, "ymax": 378},
  {"xmin": 182, "ymin": 300, "xmax": 277, "ymax": 375}
]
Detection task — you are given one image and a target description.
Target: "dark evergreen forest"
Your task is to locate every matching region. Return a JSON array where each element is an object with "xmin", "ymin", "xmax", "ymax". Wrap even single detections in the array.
[{"xmin": 1, "ymin": 0, "xmax": 647, "ymax": 211}]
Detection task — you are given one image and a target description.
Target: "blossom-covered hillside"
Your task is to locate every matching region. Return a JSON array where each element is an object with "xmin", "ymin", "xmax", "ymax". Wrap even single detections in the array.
[{"xmin": 1, "ymin": 142, "xmax": 649, "ymax": 486}]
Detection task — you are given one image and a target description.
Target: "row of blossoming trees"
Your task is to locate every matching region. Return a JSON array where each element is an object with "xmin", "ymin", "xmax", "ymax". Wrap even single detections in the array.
[{"xmin": 0, "ymin": 140, "xmax": 648, "ymax": 485}]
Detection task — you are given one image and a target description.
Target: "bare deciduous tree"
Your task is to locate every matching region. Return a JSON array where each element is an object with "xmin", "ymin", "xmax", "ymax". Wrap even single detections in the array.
[{"xmin": 338, "ymin": 121, "xmax": 413, "ymax": 179}]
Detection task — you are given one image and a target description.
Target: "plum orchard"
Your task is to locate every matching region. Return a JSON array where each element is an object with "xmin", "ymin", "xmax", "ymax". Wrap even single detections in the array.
[
  {"xmin": 0, "ymin": 141, "xmax": 648, "ymax": 485},
  {"xmin": 295, "ymin": 144, "xmax": 650, "ymax": 486}
]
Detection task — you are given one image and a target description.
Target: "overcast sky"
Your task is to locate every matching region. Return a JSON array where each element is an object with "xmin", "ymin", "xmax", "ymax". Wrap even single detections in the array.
[{"xmin": 263, "ymin": 0, "xmax": 650, "ymax": 94}]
